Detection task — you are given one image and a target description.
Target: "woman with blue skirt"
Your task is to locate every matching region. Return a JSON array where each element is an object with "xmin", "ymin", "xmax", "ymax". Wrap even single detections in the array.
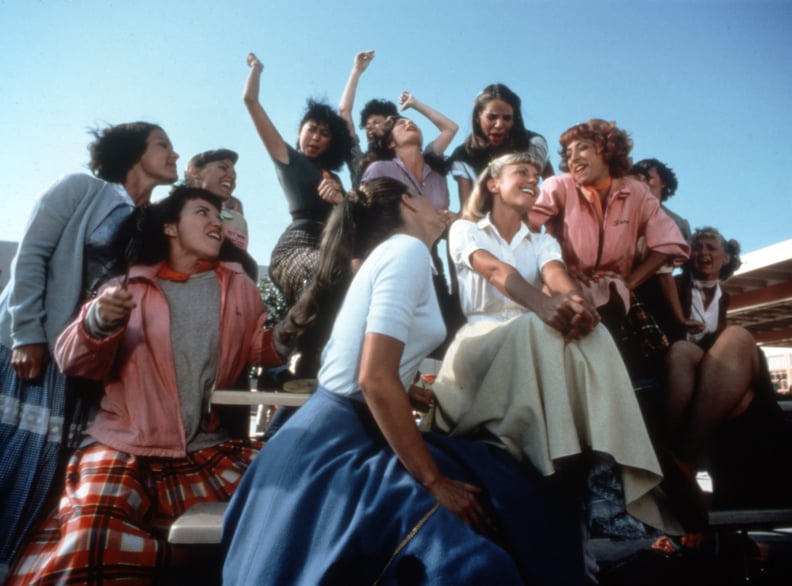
[
  {"xmin": 0, "ymin": 122, "xmax": 179, "ymax": 580},
  {"xmin": 222, "ymin": 177, "xmax": 584, "ymax": 585}
]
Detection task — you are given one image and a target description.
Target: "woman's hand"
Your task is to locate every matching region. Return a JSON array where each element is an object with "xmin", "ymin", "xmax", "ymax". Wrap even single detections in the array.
[
  {"xmin": 95, "ymin": 286, "xmax": 135, "ymax": 325},
  {"xmin": 538, "ymin": 292, "xmax": 599, "ymax": 340},
  {"xmin": 407, "ymin": 383, "xmax": 434, "ymax": 412},
  {"xmin": 11, "ymin": 343, "xmax": 49, "ymax": 381},
  {"xmin": 398, "ymin": 91, "xmax": 416, "ymax": 111},
  {"xmin": 427, "ymin": 476, "xmax": 497, "ymax": 537},
  {"xmin": 353, "ymin": 50, "xmax": 374, "ymax": 73},
  {"xmin": 246, "ymin": 52, "xmax": 263, "ymax": 72},
  {"xmin": 683, "ymin": 319, "xmax": 705, "ymax": 334},
  {"xmin": 317, "ymin": 172, "xmax": 344, "ymax": 205}
]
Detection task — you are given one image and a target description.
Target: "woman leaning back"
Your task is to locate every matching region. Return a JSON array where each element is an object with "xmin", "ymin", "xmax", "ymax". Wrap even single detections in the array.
[
  {"xmin": 243, "ymin": 52, "xmax": 353, "ymax": 308},
  {"xmin": 0, "ymin": 122, "xmax": 178, "ymax": 580},
  {"xmin": 8, "ymin": 186, "xmax": 283, "ymax": 584},
  {"xmin": 222, "ymin": 177, "xmax": 585, "ymax": 585},
  {"xmin": 528, "ymin": 119, "xmax": 690, "ymax": 380}
]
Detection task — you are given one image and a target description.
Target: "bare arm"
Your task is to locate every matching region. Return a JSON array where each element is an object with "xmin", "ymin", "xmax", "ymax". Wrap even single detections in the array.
[
  {"xmin": 455, "ymin": 176, "xmax": 473, "ymax": 214},
  {"xmin": 657, "ymin": 272, "xmax": 704, "ymax": 332},
  {"xmin": 471, "ymin": 251, "xmax": 597, "ymax": 337},
  {"xmin": 338, "ymin": 50, "xmax": 374, "ymax": 141},
  {"xmin": 399, "ymin": 92, "xmax": 458, "ymax": 155},
  {"xmin": 359, "ymin": 332, "xmax": 494, "ymax": 535},
  {"xmin": 624, "ymin": 251, "xmax": 669, "ymax": 291},
  {"xmin": 243, "ymin": 53, "xmax": 289, "ymax": 165}
]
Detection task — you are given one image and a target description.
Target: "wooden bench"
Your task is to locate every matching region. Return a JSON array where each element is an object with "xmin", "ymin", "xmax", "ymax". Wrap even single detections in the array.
[
  {"xmin": 168, "ymin": 389, "xmax": 311, "ymax": 546},
  {"xmin": 169, "ymin": 501, "xmax": 227, "ymax": 545}
]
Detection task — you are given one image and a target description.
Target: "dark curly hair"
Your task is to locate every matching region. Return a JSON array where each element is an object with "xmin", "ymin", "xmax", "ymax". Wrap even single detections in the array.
[
  {"xmin": 688, "ymin": 226, "xmax": 742, "ymax": 281},
  {"xmin": 359, "ymin": 115, "xmax": 449, "ymax": 176},
  {"xmin": 632, "ymin": 158, "xmax": 679, "ymax": 201},
  {"xmin": 297, "ymin": 100, "xmax": 354, "ymax": 172},
  {"xmin": 358, "ymin": 99, "xmax": 399, "ymax": 129},
  {"xmin": 88, "ymin": 122, "xmax": 162, "ymax": 183},
  {"xmin": 558, "ymin": 119, "xmax": 633, "ymax": 179}
]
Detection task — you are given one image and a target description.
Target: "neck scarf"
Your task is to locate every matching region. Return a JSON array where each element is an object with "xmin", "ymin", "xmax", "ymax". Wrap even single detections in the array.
[
  {"xmin": 157, "ymin": 261, "xmax": 216, "ymax": 282},
  {"xmin": 578, "ymin": 176, "xmax": 612, "ymax": 226},
  {"xmin": 688, "ymin": 280, "xmax": 722, "ymax": 343}
]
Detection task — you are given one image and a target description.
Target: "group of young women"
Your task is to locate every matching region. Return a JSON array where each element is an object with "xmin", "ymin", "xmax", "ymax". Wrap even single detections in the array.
[{"xmin": 0, "ymin": 48, "xmax": 783, "ymax": 584}]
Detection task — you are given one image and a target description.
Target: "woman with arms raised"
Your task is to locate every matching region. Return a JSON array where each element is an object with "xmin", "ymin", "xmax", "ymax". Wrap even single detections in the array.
[
  {"xmin": 361, "ymin": 97, "xmax": 463, "ymax": 352},
  {"xmin": 0, "ymin": 122, "xmax": 178, "ymax": 580},
  {"xmin": 8, "ymin": 187, "xmax": 282, "ymax": 584},
  {"xmin": 243, "ymin": 52, "xmax": 353, "ymax": 308},
  {"xmin": 223, "ymin": 177, "xmax": 584, "ymax": 585}
]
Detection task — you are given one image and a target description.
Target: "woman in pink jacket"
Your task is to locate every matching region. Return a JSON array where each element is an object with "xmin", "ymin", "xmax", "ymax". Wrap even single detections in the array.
[
  {"xmin": 529, "ymin": 119, "xmax": 689, "ymax": 381},
  {"xmin": 9, "ymin": 186, "xmax": 283, "ymax": 585}
]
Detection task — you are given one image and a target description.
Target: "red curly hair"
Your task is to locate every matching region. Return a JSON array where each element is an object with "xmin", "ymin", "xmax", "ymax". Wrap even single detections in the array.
[{"xmin": 558, "ymin": 119, "xmax": 633, "ymax": 178}]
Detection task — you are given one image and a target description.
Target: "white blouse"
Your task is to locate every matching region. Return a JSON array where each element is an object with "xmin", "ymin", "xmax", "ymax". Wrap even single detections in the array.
[{"xmin": 449, "ymin": 215, "xmax": 564, "ymax": 322}]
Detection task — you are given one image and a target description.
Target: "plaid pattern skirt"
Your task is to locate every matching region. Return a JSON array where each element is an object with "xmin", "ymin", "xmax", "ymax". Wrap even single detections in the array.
[{"xmin": 8, "ymin": 439, "xmax": 258, "ymax": 585}]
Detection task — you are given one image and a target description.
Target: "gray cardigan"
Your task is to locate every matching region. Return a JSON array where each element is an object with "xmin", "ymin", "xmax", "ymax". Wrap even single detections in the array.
[{"xmin": 0, "ymin": 174, "xmax": 134, "ymax": 350}]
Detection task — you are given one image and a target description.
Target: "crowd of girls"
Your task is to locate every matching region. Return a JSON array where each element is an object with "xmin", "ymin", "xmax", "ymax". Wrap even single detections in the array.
[{"xmin": 1, "ymin": 49, "xmax": 786, "ymax": 584}]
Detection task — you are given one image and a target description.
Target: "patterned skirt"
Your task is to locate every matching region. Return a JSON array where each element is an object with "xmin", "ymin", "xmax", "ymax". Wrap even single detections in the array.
[
  {"xmin": 8, "ymin": 439, "xmax": 258, "ymax": 585},
  {"xmin": 268, "ymin": 222, "xmax": 323, "ymax": 308},
  {"xmin": 0, "ymin": 344, "xmax": 89, "ymax": 577}
]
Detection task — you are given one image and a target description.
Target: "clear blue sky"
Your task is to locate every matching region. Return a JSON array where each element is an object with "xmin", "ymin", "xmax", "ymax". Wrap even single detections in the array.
[{"xmin": 1, "ymin": 0, "xmax": 790, "ymax": 267}]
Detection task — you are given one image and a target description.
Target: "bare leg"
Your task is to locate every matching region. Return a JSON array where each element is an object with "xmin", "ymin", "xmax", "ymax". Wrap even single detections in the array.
[
  {"xmin": 664, "ymin": 340, "xmax": 704, "ymax": 436},
  {"xmin": 682, "ymin": 326, "xmax": 758, "ymax": 463}
]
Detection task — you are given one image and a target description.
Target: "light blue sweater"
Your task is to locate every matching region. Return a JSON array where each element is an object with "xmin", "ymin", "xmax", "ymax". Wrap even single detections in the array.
[{"xmin": 0, "ymin": 173, "xmax": 133, "ymax": 350}]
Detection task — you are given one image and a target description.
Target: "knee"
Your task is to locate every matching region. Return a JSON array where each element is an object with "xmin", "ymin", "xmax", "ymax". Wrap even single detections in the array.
[
  {"xmin": 717, "ymin": 326, "xmax": 755, "ymax": 350},
  {"xmin": 665, "ymin": 341, "xmax": 699, "ymax": 368}
]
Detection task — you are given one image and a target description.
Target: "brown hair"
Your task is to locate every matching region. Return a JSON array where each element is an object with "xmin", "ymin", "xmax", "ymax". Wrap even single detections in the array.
[{"xmin": 558, "ymin": 119, "xmax": 633, "ymax": 179}]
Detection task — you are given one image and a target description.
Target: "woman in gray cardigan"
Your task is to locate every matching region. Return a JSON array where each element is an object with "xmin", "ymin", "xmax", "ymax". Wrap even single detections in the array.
[{"xmin": 0, "ymin": 121, "xmax": 179, "ymax": 580}]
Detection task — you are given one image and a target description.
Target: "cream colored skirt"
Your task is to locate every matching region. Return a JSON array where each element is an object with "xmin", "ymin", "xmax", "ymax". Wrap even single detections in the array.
[{"xmin": 429, "ymin": 313, "xmax": 681, "ymax": 534}]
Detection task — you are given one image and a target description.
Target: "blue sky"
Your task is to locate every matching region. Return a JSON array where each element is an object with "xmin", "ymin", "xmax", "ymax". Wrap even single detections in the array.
[{"xmin": 1, "ymin": 0, "xmax": 790, "ymax": 267}]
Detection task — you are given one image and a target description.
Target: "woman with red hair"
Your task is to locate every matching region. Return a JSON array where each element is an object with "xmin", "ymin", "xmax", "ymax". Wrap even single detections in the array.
[{"xmin": 529, "ymin": 119, "xmax": 689, "ymax": 380}]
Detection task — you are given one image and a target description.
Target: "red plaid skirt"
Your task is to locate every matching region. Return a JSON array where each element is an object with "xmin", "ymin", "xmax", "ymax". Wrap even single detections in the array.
[{"xmin": 9, "ymin": 439, "xmax": 258, "ymax": 585}]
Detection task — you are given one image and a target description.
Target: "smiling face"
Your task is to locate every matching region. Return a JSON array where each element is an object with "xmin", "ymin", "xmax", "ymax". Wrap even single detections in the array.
[
  {"xmin": 478, "ymin": 98, "xmax": 515, "ymax": 147},
  {"xmin": 564, "ymin": 139, "xmax": 610, "ymax": 186},
  {"xmin": 164, "ymin": 197, "xmax": 224, "ymax": 265},
  {"xmin": 690, "ymin": 236, "xmax": 730, "ymax": 281},
  {"xmin": 489, "ymin": 162, "xmax": 541, "ymax": 214},
  {"xmin": 137, "ymin": 128, "xmax": 179, "ymax": 184},
  {"xmin": 389, "ymin": 117, "xmax": 423, "ymax": 149},
  {"xmin": 191, "ymin": 159, "xmax": 236, "ymax": 201},
  {"xmin": 298, "ymin": 120, "xmax": 332, "ymax": 159}
]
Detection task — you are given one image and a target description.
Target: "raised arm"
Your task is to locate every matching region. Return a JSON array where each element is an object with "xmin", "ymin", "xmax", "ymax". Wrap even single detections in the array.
[
  {"xmin": 243, "ymin": 53, "xmax": 289, "ymax": 165},
  {"xmin": 398, "ymin": 92, "xmax": 458, "ymax": 155},
  {"xmin": 358, "ymin": 332, "xmax": 494, "ymax": 535},
  {"xmin": 338, "ymin": 50, "xmax": 375, "ymax": 142}
]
